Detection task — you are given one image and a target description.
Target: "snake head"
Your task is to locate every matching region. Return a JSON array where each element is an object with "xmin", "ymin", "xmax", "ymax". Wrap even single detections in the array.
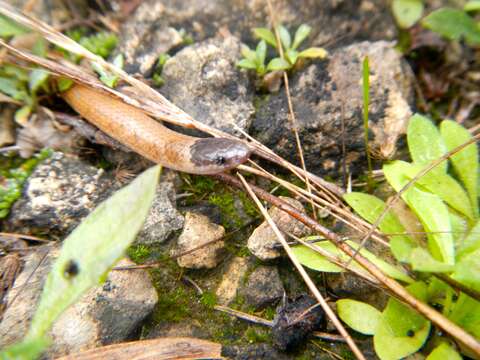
[{"xmin": 190, "ymin": 138, "xmax": 252, "ymax": 174}]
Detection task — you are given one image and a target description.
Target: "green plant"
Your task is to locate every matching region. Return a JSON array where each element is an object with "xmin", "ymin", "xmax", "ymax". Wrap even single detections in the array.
[
  {"xmin": 237, "ymin": 24, "xmax": 327, "ymax": 77},
  {"xmin": 0, "ymin": 165, "xmax": 160, "ymax": 359},
  {"xmin": 293, "ymin": 114, "xmax": 480, "ymax": 359}
]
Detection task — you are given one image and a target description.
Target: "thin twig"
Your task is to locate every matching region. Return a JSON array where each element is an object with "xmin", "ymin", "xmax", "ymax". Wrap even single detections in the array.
[{"xmin": 237, "ymin": 173, "xmax": 366, "ymax": 360}]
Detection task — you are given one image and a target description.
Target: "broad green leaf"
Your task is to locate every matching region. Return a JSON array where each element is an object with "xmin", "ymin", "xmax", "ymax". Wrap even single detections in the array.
[
  {"xmin": 241, "ymin": 44, "xmax": 256, "ymax": 62},
  {"xmin": 57, "ymin": 77, "xmax": 73, "ymax": 92},
  {"xmin": 29, "ymin": 69, "xmax": 49, "ymax": 94},
  {"xmin": 253, "ymin": 28, "xmax": 277, "ymax": 48},
  {"xmin": 422, "ymin": 8, "xmax": 480, "ymax": 45},
  {"xmin": 410, "ymin": 247, "xmax": 454, "ymax": 272},
  {"xmin": 266, "ymin": 57, "xmax": 291, "ymax": 71},
  {"xmin": 255, "ymin": 40, "xmax": 267, "ymax": 67},
  {"xmin": 440, "ymin": 120, "xmax": 479, "ymax": 218},
  {"xmin": 451, "ymin": 247, "xmax": 480, "ymax": 292},
  {"xmin": 292, "ymin": 24, "xmax": 311, "ymax": 49},
  {"xmin": 292, "ymin": 239, "xmax": 413, "ymax": 283},
  {"xmin": 426, "ymin": 343, "xmax": 462, "ymax": 360},
  {"xmin": 448, "ymin": 210, "xmax": 468, "ymax": 247},
  {"xmin": 407, "ymin": 114, "xmax": 447, "ymax": 174},
  {"xmin": 458, "ymin": 219, "xmax": 480, "ymax": 257},
  {"xmin": 384, "ymin": 161, "xmax": 455, "ymax": 265},
  {"xmin": 337, "ymin": 299, "xmax": 381, "ymax": 335},
  {"xmin": 0, "ymin": 76, "xmax": 27, "ymax": 100},
  {"xmin": 447, "ymin": 293, "xmax": 480, "ymax": 338},
  {"xmin": 27, "ymin": 165, "xmax": 160, "ymax": 339},
  {"xmin": 344, "ymin": 192, "xmax": 415, "ymax": 262},
  {"xmin": 277, "ymin": 25, "xmax": 291, "ymax": 49},
  {"xmin": 465, "ymin": 1, "xmax": 480, "ymax": 11},
  {"xmin": 0, "ymin": 14, "xmax": 29, "ymax": 37},
  {"xmin": 285, "ymin": 48, "xmax": 298, "ymax": 65},
  {"xmin": 374, "ymin": 282, "xmax": 430, "ymax": 359},
  {"xmin": 298, "ymin": 47, "xmax": 328, "ymax": 59},
  {"xmin": 237, "ymin": 59, "xmax": 258, "ymax": 70},
  {"xmin": 392, "ymin": 0, "xmax": 424, "ymax": 29},
  {"xmin": 291, "ymin": 243, "xmax": 343, "ymax": 272},
  {"xmin": 0, "ymin": 338, "xmax": 50, "ymax": 360}
]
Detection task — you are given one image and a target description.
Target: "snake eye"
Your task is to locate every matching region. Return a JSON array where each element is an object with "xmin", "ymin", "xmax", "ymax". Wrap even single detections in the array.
[{"xmin": 216, "ymin": 156, "xmax": 226, "ymax": 165}]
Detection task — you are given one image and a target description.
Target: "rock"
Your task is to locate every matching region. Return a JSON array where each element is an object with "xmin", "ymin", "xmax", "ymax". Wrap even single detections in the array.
[
  {"xmin": 0, "ymin": 245, "xmax": 158, "ymax": 358},
  {"xmin": 215, "ymin": 257, "xmax": 249, "ymax": 305},
  {"xmin": 162, "ymin": 36, "xmax": 254, "ymax": 135},
  {"xmin": 241, "ymin": 266, "xmax": 284, "ymax": 309},
  {"xmin": 222, "ymin": 343, "xmax": 290, "ymax": 360},
  {"xmin": 135, "ymin": 182, "xmax": 184, "ymax": 244},
  {"xmin": 251, "ymin": 40, "xmax": 414, "ymax": 176},
  {"xmin": 173, "ymin": 212, "xmax": 225, "ymax": 269},
  {"xmin": 5, "ymin": 152, "xmax": 115, "ymax": 238},
  {"xmin": 247, "ymin": 197, "xmax": 311, "ymax": 260},
  {"xmin": 146, "ymin": 321, "xmax": 208, "ymax": 340}
]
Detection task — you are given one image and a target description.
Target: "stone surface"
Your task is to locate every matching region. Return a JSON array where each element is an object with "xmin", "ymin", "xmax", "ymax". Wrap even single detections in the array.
[
  {"xmin": 173, "ymin": 212, "xmax": 226, "ymax": 269},
  {"xmin": 222, "ymin": 344, "xmax": 290, "ymax": 360},
  {"xmin": 0, "ymin": 245, "xmax": 158, "ymax": 358},
  {"xmin": 5, "ymin": 152, "xmax": 115, "ymax": 238},
  {"xmin": 146, "ymin": 321, "xmax": 208, "ymax": 340},
  {"xmin": 241, "ymin": 266, "xmax": 284, "ymax": 309},
  {"xmin": 162, "ymin": 36, "xmax": 254, "ymax": 135},
  {"xmin": 251, "ymin": 40, "xmax": 414, "ymax": 176},
  {"xmin": 215, "ymin": 257, "xmax": 249, "ymax": 305},
  {"xmin": 248, "ymin": 197, "xmax": 311, "ymax": 260},
  {"xmin": 135, "ymin": 182, "xmax": 184, "ymax": 244}
]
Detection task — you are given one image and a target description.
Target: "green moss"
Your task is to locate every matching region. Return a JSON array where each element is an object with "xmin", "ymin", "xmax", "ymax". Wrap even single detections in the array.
[
  {"xmin": 200, "ymin": 291, "xmax": 217, "ymax": 308},
  {"xmin": 264, "ymin": 306, "xmax": 276, "ymax": 321},
  {"xmin": 0, "ymin": 149, "xmax": 51, "ymax": 219},
  {"xmin": 245, "ymin": 327, "xmax": 270, "ymax": 343},
  {"xmin": 126, "ymin": 244, "xmax": 151, "ymax": 264}
]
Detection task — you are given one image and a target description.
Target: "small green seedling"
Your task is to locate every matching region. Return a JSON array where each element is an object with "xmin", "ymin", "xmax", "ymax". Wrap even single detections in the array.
[{"xmin": 237, "ymin": 24, "xmax": 328, "ymax": 77}]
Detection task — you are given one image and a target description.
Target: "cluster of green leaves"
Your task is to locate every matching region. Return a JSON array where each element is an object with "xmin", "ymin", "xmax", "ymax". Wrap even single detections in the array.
[
  {"xmin": 392, "ymin": 0, "xmax": 480, "ymax": 46},
  {"xmin": 0, "ymin": 149, "xmax": 51, "ymax": 219},
  {"xmin": 237, "ymin": 24, "xmax": 327, "ymax": 76},
  {"xmin": 0, "ymin": 165, "xmax": 160, "ymax": 359},
  {"xmin": 292, "ymin": 115, "xmax": 480, "ymax": 358}
]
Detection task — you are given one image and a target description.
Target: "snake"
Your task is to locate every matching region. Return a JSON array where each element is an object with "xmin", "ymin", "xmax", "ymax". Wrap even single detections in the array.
[{"xmin": 62, "ymin": 84, "xmax": 251, "ymax": 175}]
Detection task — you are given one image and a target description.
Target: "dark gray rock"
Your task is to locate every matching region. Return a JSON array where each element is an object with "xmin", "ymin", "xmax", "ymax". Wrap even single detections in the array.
[
  {"xmin": 135, "ymin": 182, "xmax": 184, "ymax": 244},
  {"xmin": 5, "ymin": 152, "xmax": 115, "ymax": 238},
  {"xmin": 241, "ymin": 266, "xmax": 284, "ymax": 309},
  {"xmin": 0, "ymin": 245, "xmax": 157, "ymax": 358},
  {"xmin": 222, "ymin": 343, "xmax": 290, "ymax": 360},
  {"xmin": 250, "ymin": 40, "xmax": 414, "ymax": 177},
  {"xmin": 161, "ymin": 36, "xmax": 255, "ymax": 135}
]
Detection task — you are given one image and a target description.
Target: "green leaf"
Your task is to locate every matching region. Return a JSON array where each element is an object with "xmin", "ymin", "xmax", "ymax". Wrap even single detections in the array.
[
  {"xmin": 392, "ymin": 0, "xmax": 424, "ymax": 29},
  {"xmin": 0, "ymin": 14, "xmax": 29, "ymax": 37},
  {"xmin": 29, "ymin": 69, "xmax": 49, "ymax": 94},
  {"xmin": 451, "ymin": 247, "xmax": 480, "ymax": 292},
  {"xmin": 298, "ymin": 47, "xmax": 328, "ymax": 59},
  {"xmin": 0, "ymin": 338, "xmax": 50, "ymax": 360},
  {"xmin": 422, "ymin": 8, "xmax": 480, "ymax": 45},
  {"xmin": 27, "ymin": 165, "xmax": 160, "ymax": 339},
  {"xmin": 374, "ymin": 282, "xmax": 430, "ymax": 359},
  {"xmin": 253, "ymin": 28, "xmax": 277, "ymax": 48},
  {"xmin": 0, "ymin": 76, "xmax": 27, "ymax": 100},
  {"xmin": 91, "ymin": 62, "xmax": 119, "ymax": 88},
  {"xmin": 344, "ymin": 192, "xmax": 415, "ymax": 262},
  {"xmin": 266, "ymin": 57, "xmax": 291, "ymax": 71},
  {"xmin": 337, "ymin": 299, "xmax": 381, "ymax": 335},
  {"xmin": 14, "ymin": 105, "xmax": 32, "ymax": 125},
  {"xmin": 446, "ymin": 293, "xmax": 480, "ymax": 338},
  {"xmin": 410, "ymin": 247, "xmax": 454, "ymax": 272},
  {"xmin": 440, "ymin": 120, "xmax": 479, "ymax": 218},
  {"xmin": 277, "ymin": 25, "xmax": 291, "ymax": 49},
  {"xmin": 241, "ymin": 44, "xmax": 257, "ymax": 62},
  {"xmin": 237, "ymin": 59, "xmax": 258, "ymax": 70},
  {"xmin": 407, "ymin": 114, "xmax": 447, "ymax": 174},
  {"xmin": 292, "ymin": 24, "xmax": 311, "ymax": 49},
  {"xmin": 57, "ymin": 77, "xmax": 73, "ymax": 92},
  {"xmin": 255, "ymin": 40, "xmax": 267, "ymax": 67},
  {"xmin": 32, "ymin": 38, "xmax": 47, "ymax": 57},
  {"xmin": 112, "ymin": 54, "xmax": 124, "ymax": 69},
  {"xmin": 465, "ymin": 1, "xmax": 480, "ymax": 12},
  {"xmin": 292, "ymin": 239, "xmax": 413, "ymax": 283},
  {"xmin": 285, "ymin": 48, "xmax": 298, "ymax": 65},
  {"xmin": 383, "ymin": 161, "xmax": 455, "ymax": 265},
  {"xmin": 458, "ymin": 219, "xmax": 480, "ymax": 256},
  {"xmin": 427, "ymin": 343, "xmax": 462, "ymax": 360}
]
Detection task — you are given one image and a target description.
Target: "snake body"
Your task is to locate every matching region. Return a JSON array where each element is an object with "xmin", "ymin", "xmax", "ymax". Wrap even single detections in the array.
[{"xmin": 62, "ymin": 85, "xmax": 251, "ymax": 174}]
